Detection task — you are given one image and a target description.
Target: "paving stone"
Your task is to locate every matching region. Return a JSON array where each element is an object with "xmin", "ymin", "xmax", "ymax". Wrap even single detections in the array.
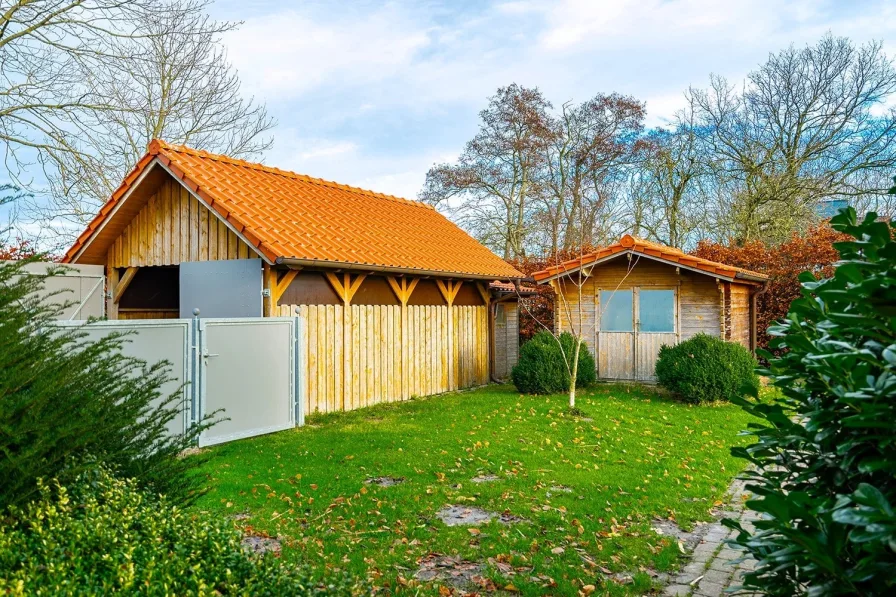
[
  {"xmin": 694, "ymin": 579, "xmax": 726, "ymax": 597},
  {"xmin": 662, "ymin": 584, "xmax": 693, "ymax": 597},
  {"xmin": 681, "ymin": 562, "xmax": 707, "ymax": 576},
  {"xmin": 708, "ymin": 559, "xmax": 733, "ymax": 573},
  {"xmin": 701, "ymin": 568, "xmax": 731, "ymax": 585},
  {"xmin": 716, "ymin": 547, "xmax": 744, "ymax": 562}
]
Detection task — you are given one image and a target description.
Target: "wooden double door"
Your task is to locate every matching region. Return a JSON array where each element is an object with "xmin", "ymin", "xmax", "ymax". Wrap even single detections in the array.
[{"xmin": 596, "ymin": 286, "xmax": 678, "ymax": 381}]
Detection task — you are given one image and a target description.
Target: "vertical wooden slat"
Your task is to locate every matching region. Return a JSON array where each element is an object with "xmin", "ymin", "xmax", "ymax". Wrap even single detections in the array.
[
  {"xmin": 199, "ymin": 206, "xmax": 209, "ymax": 261},
  {"xmin": 308, "ymin": 305, "xmax": 318, "ymax": 413},
  {"xmin": 208, "ymin": 207, "xmax": 218, "ymax": 260},
  {"xmin": 382, "ymin": 305, "xmax": 388, "ymax": 403},
  {"xmin": 359, "ymin": 306, "xmax": 367, "ymax": 408},
  {"xmin": 317, "ymin": 305, "xmax": 326, "ymax": 412},
  {"xmin": 352, "ymin": 305, "xmax": 360, "ymax": 409}
]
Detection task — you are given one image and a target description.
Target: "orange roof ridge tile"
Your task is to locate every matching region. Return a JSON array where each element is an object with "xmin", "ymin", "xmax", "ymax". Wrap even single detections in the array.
[
  {"xmin": 150, "ymin": 139, "xmax": 435, "ymax": 211},
  {"xmin": 532, "ymin": 233, "xmax": 767, "ymax": 282}
]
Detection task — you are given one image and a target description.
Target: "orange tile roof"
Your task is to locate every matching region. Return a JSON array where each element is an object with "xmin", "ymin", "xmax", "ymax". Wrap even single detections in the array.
[
  {"xmin": 64, "ymin": 140, "xmax": 523, "ymax": 279},
  {"xmin": 532, "ymin": 235, "xmax": 768, "ymax": 283}
]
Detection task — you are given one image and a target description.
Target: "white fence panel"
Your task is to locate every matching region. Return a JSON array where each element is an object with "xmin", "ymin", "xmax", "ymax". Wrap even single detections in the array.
[
  {"xmin": 198, "ymin": 317, "xmax": 297, "ymax": 447},
  {"xmin": 55, "ymin": 319, "xmax": 192, "ymax": 437},
  {"xmin": 8, "ymin": 262, "xmax": 105, "ymax": 320}
]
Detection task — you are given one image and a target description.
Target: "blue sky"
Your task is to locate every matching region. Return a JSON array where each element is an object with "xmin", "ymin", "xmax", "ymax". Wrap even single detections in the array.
[{"xmin": 203, "ymin": 1, "xmax": 893, "ymax": 199}]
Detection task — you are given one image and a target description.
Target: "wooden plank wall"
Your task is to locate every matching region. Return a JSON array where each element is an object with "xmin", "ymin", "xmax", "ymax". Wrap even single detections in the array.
[
  {"xmin": 280, "ymin": 303, "xmax": 489, "ymax": 415},
  {"xmin": 493, "ymin": 302, "xmax": 520, "ymax": 380},
  {"xmin": 107, "ymin": 178, "xmax": 254, "ymax": 267},
  {"xmin": 728, "ymin": 284, "xmax": 751, "ymax": 348}
]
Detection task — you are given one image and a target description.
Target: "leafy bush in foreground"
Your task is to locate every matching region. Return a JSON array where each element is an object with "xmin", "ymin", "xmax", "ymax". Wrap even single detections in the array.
[
  {"xmin": 725, "ymin": 208, "xmax": 896, "ymax": 596},
  {"xmin": 0, "ymin": 467, "xmax": 354, "ymax": 595},
  {"xmin": 512, "ymin": 331, "xmax": 595, "ymax": 394},
  {"xmin": 0, "ymin": 259, "xmax": 210, "ymax": 508},
  {"xmin": 655, "ymin": 333, "xmax": 759, "ymax": 404}
]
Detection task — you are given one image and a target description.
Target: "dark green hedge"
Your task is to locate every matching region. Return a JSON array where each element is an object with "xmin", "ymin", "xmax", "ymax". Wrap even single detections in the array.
[
  {"xmin": 512, "ymin": 331, "xmax": 595, "ymax": 394},
  {"xmin": 0, "ymin": 467, "xmax": 356, "ymax": 595},
  {"xmin": 655, "ymin": 333, "xmax": 759, "ymax": 403},
  {"xmin": 724, "ymin": 208, "xmax": 896, "ymax": 595},
  {"xmin": 0, "ymin": 259, "xmax": 214, "ymax": 509}
]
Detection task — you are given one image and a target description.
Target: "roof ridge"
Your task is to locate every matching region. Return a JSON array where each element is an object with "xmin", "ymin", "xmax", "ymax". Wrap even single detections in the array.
[{"xmin": 149, "ymin": 139, "xmax": 435, "ymax": 211}]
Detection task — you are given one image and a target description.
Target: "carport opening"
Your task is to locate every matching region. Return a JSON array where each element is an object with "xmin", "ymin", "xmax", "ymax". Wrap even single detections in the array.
[{"xmin": 117, "ymin": 266, "xmax": 179, "ymax": 319}]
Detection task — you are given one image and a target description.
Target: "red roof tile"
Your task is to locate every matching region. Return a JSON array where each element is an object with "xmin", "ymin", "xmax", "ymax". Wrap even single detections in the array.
[
  {"xmin": 532, "ymin": 235, "xmax": 767, "ymax": 283},
  {"xmin": 64, "ymin": 140, "xmax": 523, "ymax": 279}
]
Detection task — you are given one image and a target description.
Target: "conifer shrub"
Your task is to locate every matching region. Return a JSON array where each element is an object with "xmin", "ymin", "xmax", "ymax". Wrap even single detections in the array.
[
  {"xmin": 512, "ymin": 331, "xmax": 595, "ymax": 394},
  {"xmin": 0, "ymin": 259, "xmax": 211, "ymax": 509},
  {"xmin": 725, "ymin": 208, "xmax": 896, "ymax": 595},
  {"xmin": 655, "ymin": 333, "xmax": 759, "ymax": 403},
  {"xmin": 0, "ymin": 467, "xmax": 355, "ymax": 595}
]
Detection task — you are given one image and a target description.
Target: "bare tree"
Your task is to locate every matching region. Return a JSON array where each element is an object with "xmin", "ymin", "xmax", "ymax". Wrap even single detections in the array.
[
  {"xmin": 0, "ymin": 0, "xmax": 273, "ymax": 247},
  {"xmin": 691, "ymin": 35, "xmax": 896, "ymax": 243},
  {"xmin": 420, "ymin": 84, "xmax": 551, "ymax": 260},
  {"xmin": 537, "ymin": 94, "xmax": 645, "ymax": 254},
  {"xmin": 41, "ymin": 2, "xmax": 273, "ymax": 229},
  {"xmin": 633, "ymin": 101, "xmax": 708, "ymax": 249}
]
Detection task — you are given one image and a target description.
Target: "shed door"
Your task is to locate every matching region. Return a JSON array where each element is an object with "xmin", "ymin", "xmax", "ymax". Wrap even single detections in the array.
[
  {"xmin": 635, "ymin": 288, "xmax": 678, "ymax": 381},
  {"xmin": 179, "ymin": 259, "xmax": 263, "ymax": 318},
  {"xmin": 597, "ymin": 287, "xmax": 678, "ymax": 381},
  {"xmin": 598, "ymin": 289, "xmax": 635, "ymax": 380}
]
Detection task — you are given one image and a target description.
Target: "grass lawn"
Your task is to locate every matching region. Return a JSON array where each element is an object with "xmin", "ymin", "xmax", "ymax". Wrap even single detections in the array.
[{"xmin": 194, "ymin": 384, "xmax": 756, "ymax": 596}]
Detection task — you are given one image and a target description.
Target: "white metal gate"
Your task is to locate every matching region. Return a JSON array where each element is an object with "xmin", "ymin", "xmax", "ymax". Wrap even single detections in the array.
[
  {"xmin": 196, "ymin": 317, "xmax": 299, "ymax": 447},
  {"xmin": 56, "ymin": 314, "xmax": 305, "ymax": 447}
]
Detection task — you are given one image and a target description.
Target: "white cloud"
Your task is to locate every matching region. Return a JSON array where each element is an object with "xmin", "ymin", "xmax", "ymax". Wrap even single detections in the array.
[
  {"xmin": 226, "ymin": 5, "xmax": 431, "ymax": 100},
  {"xmin": 211, "ymin": 0, "xmax": 896, "ymax": 205}
]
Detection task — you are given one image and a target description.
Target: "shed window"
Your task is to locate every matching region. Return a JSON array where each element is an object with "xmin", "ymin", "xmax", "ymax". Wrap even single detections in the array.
[
  {"xmin": 496, "ymin": 304, "xmax": 507, "ymax": 325},
  {"xmin": 639, "ymin": 289, "xmax": 675, "ymax": 332},
  {"xmin": 600, "ymin": 290, "xmax": 633, "ymax": 332}
]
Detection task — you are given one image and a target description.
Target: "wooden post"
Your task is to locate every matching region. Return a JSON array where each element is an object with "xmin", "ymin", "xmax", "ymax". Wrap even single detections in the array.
[
  {"xmin": 106, "ymin": 266, "xmax": 119, "ymax": 320},
  {"xmin": 436, "ymin": 280, "xmax": 463, "ymax": 390},
  {"xmin": 262, "ymin": 263, "xmax": 273, "ymax": 317},
  {"xmin": 475, "ymin": 282, "xmax": 491, "ymax": 384},
  {"xmin": 387, "ymin": 276, "xmax": 419, "ymax": 400},
  {"xmin": 326, "ymin": 272, "xmax": 367, "ymax": 410},
  {"xmin": 270, "ymin": 268, "xmax": 299, "ymax": 316}
]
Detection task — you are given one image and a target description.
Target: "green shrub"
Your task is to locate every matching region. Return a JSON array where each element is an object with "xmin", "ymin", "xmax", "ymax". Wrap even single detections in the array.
[
  {"xmin": 512, "ymin": 331, "xmax": 595, "ymax": 394},
  {"xmin": 655, "ymin": 333, "xmax": 759, "ymax": 403},
  {"xmin": 0, "ymin": 259, "xmax": 212, "ymax": 509},
  {"xmin": 724, "ymin": 208, "xmax": 896, "ymax": 595},
  {"xmin": 0, "ymin": 467, "xmax": 356, "ymax": 595}
]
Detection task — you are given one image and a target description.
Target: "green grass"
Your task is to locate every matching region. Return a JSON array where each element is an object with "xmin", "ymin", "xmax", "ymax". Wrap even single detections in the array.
[{"xmin": 194, "ymin": 384, "xmax": 756, "ymax": 595}]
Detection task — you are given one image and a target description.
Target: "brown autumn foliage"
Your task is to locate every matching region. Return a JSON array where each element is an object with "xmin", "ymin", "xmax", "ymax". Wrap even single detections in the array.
[
  {"xmin": 0, "ymin": 239, "xmax": 41, "ymax": 260},
  {"xmin": 692, "ymin": 223, "xmax": 851, "ymax": 352}
]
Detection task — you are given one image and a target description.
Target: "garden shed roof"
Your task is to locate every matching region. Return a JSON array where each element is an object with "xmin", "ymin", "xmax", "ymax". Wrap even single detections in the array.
[{"xmin": 532, "ymin": 235, "xmax": 768, "ymax": 284}]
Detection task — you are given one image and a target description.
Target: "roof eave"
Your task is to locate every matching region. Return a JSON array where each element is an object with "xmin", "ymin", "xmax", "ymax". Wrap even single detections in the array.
[
  {"xmin": 533, "ymin": 249, "xmax": 767, "ymax": 285},
  {"xmin": 276, "ymin": 257, "xmax": 524, "ymax": 281}
]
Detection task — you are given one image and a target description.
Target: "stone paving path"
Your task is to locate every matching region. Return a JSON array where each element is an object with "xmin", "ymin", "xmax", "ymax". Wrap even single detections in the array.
[{"xmin": 661, "ymin": 478, "xmax": 760, "ymax": 597}]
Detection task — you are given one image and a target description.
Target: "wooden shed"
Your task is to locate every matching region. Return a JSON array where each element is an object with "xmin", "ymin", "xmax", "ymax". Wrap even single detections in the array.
[
  {"xmin": 532, "ymin": 235, "xmax": 768, "ymax": 382},
  {"xmin": 63, "ymin": 140, "xmax": 524, "ymax": 412}
]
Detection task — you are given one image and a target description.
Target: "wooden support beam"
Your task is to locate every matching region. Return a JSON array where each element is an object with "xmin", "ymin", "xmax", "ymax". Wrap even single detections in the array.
[
  {"xmin": 436, "ymin": 279, "xmax": 462, "ymax": 307},
  {"xmin": 113, "ymin": 267, "xmax": 139, "ymax": 304},
  {"xmin": 475, "ymin": 282, "xmax": 490, "ymax": 305},
  {"xmin": 272, "ymin": 269, "xmax": 300, "ymax": 306},
  {"xmin": 386, "ymin": 276, "xmax": 419, "ymax": 305}
]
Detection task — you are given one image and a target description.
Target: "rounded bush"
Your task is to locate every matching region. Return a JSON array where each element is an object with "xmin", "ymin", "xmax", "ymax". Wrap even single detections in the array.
[
  {"xmin": 655, "ymin": 333, "xmax": 759, "ymax": 403},
  {"xmin": 0, "ymin": 467, "xmax": 359, "ymax": 595},
  {"xmin": 512, "ymin": 331, "xmax": 595, "ymax": 394}
]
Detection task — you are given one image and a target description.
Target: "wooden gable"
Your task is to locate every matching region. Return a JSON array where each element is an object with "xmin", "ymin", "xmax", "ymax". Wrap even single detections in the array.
[{"xmin": 106, "ymin": 177, "xmax": 255, "ymax": 268}]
